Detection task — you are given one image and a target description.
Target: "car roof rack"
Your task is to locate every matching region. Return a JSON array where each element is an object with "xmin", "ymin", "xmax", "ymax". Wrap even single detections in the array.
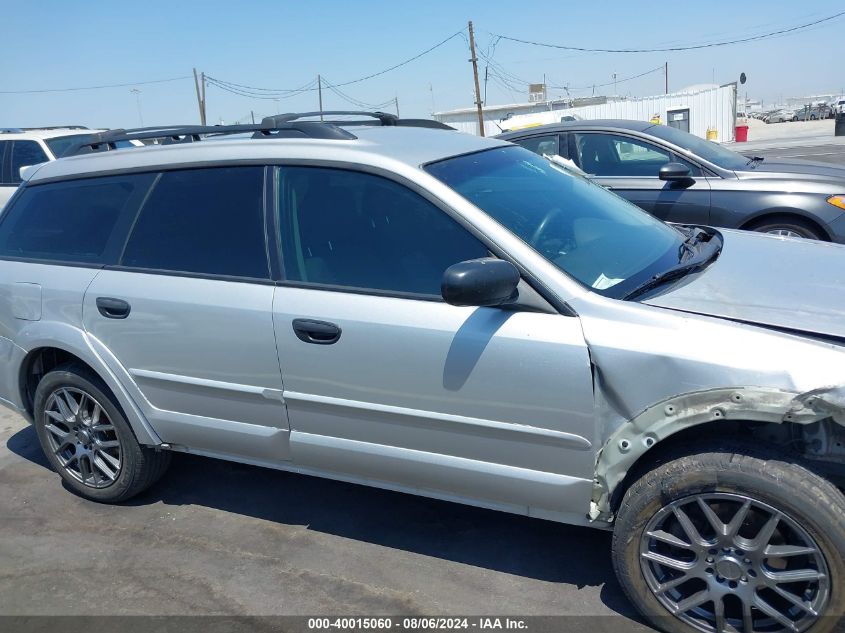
[
  {"xmin": 260, "ymin": 111, "xmax": 454, "ymax": 130},
  {"xmin": 61, "ymin": 112, "xmax": 454, "ymax": 157}
]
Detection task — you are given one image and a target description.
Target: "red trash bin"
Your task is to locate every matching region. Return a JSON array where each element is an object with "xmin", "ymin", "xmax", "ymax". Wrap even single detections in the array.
[{"xmin": 735, "ymin": 125, "xmax": 749, "ymax": 142}]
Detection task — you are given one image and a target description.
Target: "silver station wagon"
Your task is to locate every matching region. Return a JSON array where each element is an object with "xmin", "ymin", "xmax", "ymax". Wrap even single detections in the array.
[{"xmin": 0, "ymin": 113, "xmax": 843, "ymax": 633}]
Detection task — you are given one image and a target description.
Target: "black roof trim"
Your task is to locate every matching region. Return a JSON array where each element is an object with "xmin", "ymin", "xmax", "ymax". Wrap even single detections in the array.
[
  {"xmin": 61, "ymin": 112, "xmax": 454, "ymax": 157},
  {"xmin": 261, "ymin": 111, "xmax": 453, "ymax": 130}
]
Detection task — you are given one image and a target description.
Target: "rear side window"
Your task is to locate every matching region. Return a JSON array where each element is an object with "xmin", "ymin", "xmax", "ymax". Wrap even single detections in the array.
[
  {"xmin": 0, "ymin": 141, "xmax": 12, "ymax": 185},
  {"xmin": 0, "ymin": 174, "xmax": 151, "ymax": 263},
  {"xmin": 10, "ymin": 141, "xmax": 49, "ymax": 184},
  {"xmin": 121, "ymin": 166, "xmax": 269, "ymax": 279}
]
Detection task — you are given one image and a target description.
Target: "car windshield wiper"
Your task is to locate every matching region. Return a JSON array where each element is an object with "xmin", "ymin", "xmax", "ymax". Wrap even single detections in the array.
[
  {"xmin": 624, "ymin": 235, "xmax": 722, "ymax": 301},
  {"xmin": 745, "ymin": 156, "xmax": 765, "ymax": 167}
]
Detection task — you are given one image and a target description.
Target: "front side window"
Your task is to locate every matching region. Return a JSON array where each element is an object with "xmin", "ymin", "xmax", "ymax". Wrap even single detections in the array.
[
  {"xmin": 10, "ymin": 141, "xmax": 49, "ymax": 184},
  {"xmin": 275, "ymin": 167, "xmax": 488, "ymax": 296},
  {"xmin": 573, "ymin": 133, "xmax": 699, "ymax": 177},
  {"xmin": 0, "ymin": 174, "xmax": 150, "ymax": 263},
  {"xmin": 121, "ymin": 166, "xmax": 268, "ymax": 279},
  {"xmin": 426, "ymin": 146, "xmax": 684, "ymax": 298},
  {"xmin": 514, "ymin": 135, "xmax": 559, "ymax": 158}
]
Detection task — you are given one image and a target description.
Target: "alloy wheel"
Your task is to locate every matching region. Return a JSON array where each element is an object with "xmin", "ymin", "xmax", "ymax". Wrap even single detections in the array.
[
  {"xmin": 43, "ymin": 387, "xmax": 122, "ymax": 488},
  {"xmin": 640, "ymin": 493, "xmax": 830, "ymax": 633}
]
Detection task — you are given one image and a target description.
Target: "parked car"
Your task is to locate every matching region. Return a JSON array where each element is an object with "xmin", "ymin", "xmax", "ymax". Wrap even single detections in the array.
[
  {"xmin": 765, "ymin": 110, "xmax": 793, "ymax": 123},
  {"xmin": 0, "ymin": 127, "xmax": 140, "ymax": 209},
  {"xmin": 1, "ymin": 113, "xmax": 844, "ymax": 633},
  {"xmin": 792, "ymin": 104, "xmax": 833, "ymax": 121},
  {"xmin": 834, "ymin": 97, "xmax": 845, "ymax": 116},
  {"xmin": 498, "ymin": 119, "xmax": 845, "ymax": 240}
]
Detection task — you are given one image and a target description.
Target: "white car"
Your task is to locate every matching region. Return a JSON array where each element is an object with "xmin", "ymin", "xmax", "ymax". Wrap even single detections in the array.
[
  {"xmin": 0, "ymin": 127, "xmax": 140, "ymax": 209},
  {"xmin": 835, "ymin": 97, "xmax": 845, "ymax": 116}
]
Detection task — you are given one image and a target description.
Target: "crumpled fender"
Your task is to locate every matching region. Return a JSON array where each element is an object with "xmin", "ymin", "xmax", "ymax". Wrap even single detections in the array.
[{"xmin": 590, "ymin": 385, "xmax": 844, "ymax": 522}]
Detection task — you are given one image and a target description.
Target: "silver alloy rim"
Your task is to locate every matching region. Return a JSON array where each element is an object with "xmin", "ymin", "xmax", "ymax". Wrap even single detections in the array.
[
  {"xmin": 43, "ymin": 387, "xmax": 122, "ymax": 488},
  {"xmin": 765, "ymin": 229, "xmax": 804, "ymax": 238},
  {"xmin": 640, "ymin": 493, "xmax": 830, "ymax": 633}
]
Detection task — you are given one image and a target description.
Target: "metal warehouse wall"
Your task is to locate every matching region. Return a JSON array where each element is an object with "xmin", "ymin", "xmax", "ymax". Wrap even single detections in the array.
[{"xmin": 438, "ymin": 84, "xmax": 738, "ymax": 141}]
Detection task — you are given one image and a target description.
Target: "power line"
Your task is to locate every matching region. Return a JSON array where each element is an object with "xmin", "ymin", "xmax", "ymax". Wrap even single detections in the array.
[
  {"xmin": 205, "ymin": 77, "xmax": 317, "ymax": 100},
  {"xmin": 550, "ymin": 66, "xmax": 665, "ymax": 91},
  {"xmin": 206, "ymin": 28, "xmax": 465, "ymax": 98},
  {"xmin": 322, "ymin": 79, "xmax": 395, "ymax": 111},
  {"xmin": 493, "ymin": 10, "xmax": 845, "ymax": 53},
  {"xmin": 0, "ymin": 75, "xmax": 191, "ymax": 94}
]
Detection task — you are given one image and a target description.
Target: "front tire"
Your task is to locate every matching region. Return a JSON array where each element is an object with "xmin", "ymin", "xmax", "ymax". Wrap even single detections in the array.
[
  {"xmin": 746, "ymin": 216, "xmax": 825, "ymax": 241},
  {"xmin": 612, "ymin": 442, "xmax": 845, "ymax": 633},
  {"xmin": 34, "ymin": 363, "xmax": 171, "ymax": 502}
]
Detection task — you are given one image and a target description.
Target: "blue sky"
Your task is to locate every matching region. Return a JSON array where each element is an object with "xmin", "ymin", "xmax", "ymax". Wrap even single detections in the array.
[{"xmin": 1, "ymin": 1, "xmax": 840, "ymax": 128}]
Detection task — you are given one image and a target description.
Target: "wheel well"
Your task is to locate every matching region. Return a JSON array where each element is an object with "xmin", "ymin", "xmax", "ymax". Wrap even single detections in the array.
[
  {"xmin": 19, "ymin": 347, "xmax": 99, "ymax": 419},
  {"xmin": 608, "ymin": 419, "xmax": 802, "ymax": 513},
  {"xmin": 740, "ymin": 212, "xmax": 830, "ymax": 241}
]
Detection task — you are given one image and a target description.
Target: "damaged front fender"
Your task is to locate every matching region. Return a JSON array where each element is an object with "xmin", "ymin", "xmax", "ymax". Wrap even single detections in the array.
[{"xmin": 590, "ymin": 385, "xmax": 845, "ymax": 523}]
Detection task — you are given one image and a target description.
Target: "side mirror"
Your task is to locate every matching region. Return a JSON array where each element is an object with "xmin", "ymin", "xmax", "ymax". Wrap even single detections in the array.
[
  {"xmin": 659, "ymin": 162, "xmax": 693, "ymax": 181},
  {"xmin": 441, "ymin": 258, "xmax": 520, "ymax": 307}
]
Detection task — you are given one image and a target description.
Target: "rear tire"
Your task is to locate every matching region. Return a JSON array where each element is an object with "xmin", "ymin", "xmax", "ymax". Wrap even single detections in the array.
[
  {"xmin": 33, "ymin": 363, "xmax": 170, "ymax": 502},
  {"xmin": 746, "ymin": 216, "xmax": 826, "ymax": 240},
  {"xmin": 612, "ymin": 442, "xmax": 845, "ymax": 633}
]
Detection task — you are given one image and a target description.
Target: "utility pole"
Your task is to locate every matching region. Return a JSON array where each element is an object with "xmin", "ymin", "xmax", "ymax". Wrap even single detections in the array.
[
  {"xmin": 317, "ymin": 75, "xmax": 323, "ymax": 121},
  {"xmin": 193, "ymin": 68, "xmax": 206, "ymax": 125},
  {"xmin": 394, "ymin": 96, "xmax": 400, "ymax": 117},
  {"xmin": 251, "ymin": 110, "xmax": 255, "ymax": 124},
  {"xmin": 613, "ymin": 73, "xmax": 617, "ymax": 96},
  {"xmin": 467, "ymin": 20, "xmax": 485, "ymax": 136},
  {"xmin": 665, "ymin": 61, "xmax": 668, "ymax": 94}
]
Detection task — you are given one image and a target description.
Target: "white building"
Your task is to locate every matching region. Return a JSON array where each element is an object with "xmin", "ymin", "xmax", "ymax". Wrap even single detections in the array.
[{"xmin": 435, "ymin": 83, "xmax": 739, "ymax": 142}]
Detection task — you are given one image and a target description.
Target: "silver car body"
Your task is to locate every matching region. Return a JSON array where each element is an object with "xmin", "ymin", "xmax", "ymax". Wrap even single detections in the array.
[{"xmin": 1, "ymin": 127, "xmax": 844, "ymax": 527}]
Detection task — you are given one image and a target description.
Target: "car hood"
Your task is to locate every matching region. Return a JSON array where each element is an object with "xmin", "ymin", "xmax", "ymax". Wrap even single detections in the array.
[
  {"xmin": 738, "ymin": 158, "xmax": 845, "ymax": 181},
  {"xmin": 643, "ymin": 229, "xmax": 845, "ymax": 339}
]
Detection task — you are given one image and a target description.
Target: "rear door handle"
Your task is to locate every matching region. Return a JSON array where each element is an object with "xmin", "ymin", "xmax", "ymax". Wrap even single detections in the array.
[
  {"xmin": 96, "ymin": 297, "xmax": 131, "ymax": 319},
  {"xmin": 292, "ymin": 318, "xmax": 341, "ymax": 345}
]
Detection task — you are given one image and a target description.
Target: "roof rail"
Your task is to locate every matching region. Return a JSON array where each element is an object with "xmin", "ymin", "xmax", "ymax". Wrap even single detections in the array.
[
  {"xmin": 261, "ymin": 111, "xmax": 454, "ymax": 130},
  {"xmin": 61, "ymin": 112, "xmax": 454, "ymax": 157}
]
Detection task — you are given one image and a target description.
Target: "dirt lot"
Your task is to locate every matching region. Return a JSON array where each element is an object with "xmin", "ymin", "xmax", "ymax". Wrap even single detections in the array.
[
  {"xmin": 0, "ymin": 407, "xmax": 649, "ymax": 629},
  {"xmin": 743, "ymin": 117, "xmax": 834, "ymax": 142}
]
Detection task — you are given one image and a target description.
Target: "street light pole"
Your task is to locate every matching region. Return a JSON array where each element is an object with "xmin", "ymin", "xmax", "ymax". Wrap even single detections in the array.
[{"xmin": 130, "ymin": 88, "xmax": 144, "ymax": 127}]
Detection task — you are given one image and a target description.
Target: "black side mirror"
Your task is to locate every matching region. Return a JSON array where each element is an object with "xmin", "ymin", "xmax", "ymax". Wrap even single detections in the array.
[
  {"xmin": 441, "ymin": 258, "xmax": 520, "ymax": 307},
  {"xmin": 659, "ymin": 162, "xmax": 693, "ymax": 181}
]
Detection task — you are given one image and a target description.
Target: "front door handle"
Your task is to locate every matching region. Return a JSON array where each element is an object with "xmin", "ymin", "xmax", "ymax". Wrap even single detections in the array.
[
  {"xmin": 96, "ymin": 297, "xmax": 131, "ymax": 319},
  {"xmin": 292, "ymin": 318, "xmax": 341, "ymax": 345}
]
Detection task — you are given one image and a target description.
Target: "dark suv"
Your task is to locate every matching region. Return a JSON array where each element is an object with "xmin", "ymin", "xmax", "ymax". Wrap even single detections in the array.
[{"xmin": 498, "ymin": 120, "xmax": 845, "ymax": 241}]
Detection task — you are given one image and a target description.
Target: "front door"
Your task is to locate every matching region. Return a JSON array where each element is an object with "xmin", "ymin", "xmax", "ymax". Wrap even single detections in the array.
[
  {"xmin": 82, "ymin": 166, "xmax": 290, "ymax": 463},
  {"xmin": 571, "ymin": 131, "xmax": 712, "ymax": 225},
  {"xmin": 270, "ymin": 165, "xmax": 596, "ymax": 520}
]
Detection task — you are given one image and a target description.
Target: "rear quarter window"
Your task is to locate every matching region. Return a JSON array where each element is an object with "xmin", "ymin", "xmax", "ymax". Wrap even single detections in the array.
[{"xmin": 0, "ymin": 174, "xmax": 152, "ymax": 264}]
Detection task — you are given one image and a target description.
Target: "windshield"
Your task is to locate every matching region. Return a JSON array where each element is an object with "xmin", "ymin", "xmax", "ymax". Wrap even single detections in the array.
[
  {"xmin": 425, "ymin": 146, "xmax": 685, "ymax": 299},
  {"xmin": 646, "ymin": 124, "xmax": 750, "ymax": 170}
]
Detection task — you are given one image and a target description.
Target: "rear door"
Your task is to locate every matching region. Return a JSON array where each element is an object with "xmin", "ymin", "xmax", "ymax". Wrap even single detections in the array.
[
  {"xmin": 570, "ymin": 131, "xmax": 712, "ymax": 225},
  {"xmin": 270, "ymin": 165, "xmax": 596, "ymax": 519},
  {"xmin": 82, "ymin": 166, "xmax": 290, "ymax": 463}
]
